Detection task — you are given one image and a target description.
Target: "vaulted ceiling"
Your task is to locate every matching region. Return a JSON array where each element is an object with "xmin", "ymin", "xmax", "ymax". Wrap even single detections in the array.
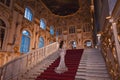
[{"xmin": 41, "ymin": 0, "xmax": 79, "ymax": 16}]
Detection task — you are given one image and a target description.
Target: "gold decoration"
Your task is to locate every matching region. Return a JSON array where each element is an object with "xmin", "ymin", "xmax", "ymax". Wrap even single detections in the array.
[{"xmin": 14, "ymin": 46, "xmax": 19, "ymax": 53}]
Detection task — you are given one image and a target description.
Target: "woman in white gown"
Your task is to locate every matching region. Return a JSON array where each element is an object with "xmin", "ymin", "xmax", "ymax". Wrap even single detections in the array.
[{"xmin": 55, "ymin": 40, "xmax": 68, "ymax": 74}]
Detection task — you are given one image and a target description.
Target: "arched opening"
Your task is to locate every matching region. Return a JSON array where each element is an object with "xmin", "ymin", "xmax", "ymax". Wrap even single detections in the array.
[
  {"xmin": 20, "ymin": 30, "xmax": 31, "ymax": 53},
  {"xmin": 39, "ymin": 37, "xmax": 44, "ymax": 48},
  {"xmin": 69, "ymin": 40, "xmax": 77, "ymax": 49},
  {"xmin": 0, "ymin": 19, "xmax": 6, "ymax": 50},
  {"xmin": 84, "ymin": 40, "xmax": 92, "ymax": 48}
]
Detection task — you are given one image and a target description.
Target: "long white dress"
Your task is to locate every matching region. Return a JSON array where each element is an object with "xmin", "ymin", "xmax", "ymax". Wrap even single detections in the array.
[{"xmin": 55, "ymin": 45, "xmax": 68, "ymax": 74}]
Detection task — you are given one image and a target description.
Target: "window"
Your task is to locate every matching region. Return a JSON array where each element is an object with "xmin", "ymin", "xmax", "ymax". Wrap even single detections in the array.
[
  {"xmin": 83, "ymin": 24, "xmax": 91, "ymax": 32},
  {"xmin": 56, "ymin": 31, "xmax": 59, "ymax": 36},
  {"xmin": 20, "ymin": 30, "xmax": 31, "ymax": 53},
  {"xmin": 39, "ymin": 37, "xmax": 44, "ymax": 48},
  {"xmin": 0, "ymin": 19, "xmax": 6, "ymax": 50},
  {"xmin": 40, "ymin": 19, "xmax": 46, "ymax": 30},
  {"xmin": 56, "ymin": 28, "xmax": 62, "ymax": 36},
  {"xmin": 69, "ymin": 27, "xmax": 75, "ymax": 34},
  {"xmin": 50, "ymin": 26, "xmax": 54, "ymax": 35},
  {"xmin": 0, "ymin": 0, "xmax": 11, "ymax": 7},
  {"xmin": 24, "ymin": 7, "xmax": 33, "ymax": 21}
]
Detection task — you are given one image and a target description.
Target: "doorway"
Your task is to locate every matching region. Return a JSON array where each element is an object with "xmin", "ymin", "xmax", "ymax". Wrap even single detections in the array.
[
  {"xmin": 69, "ymin": 40, "xmax": 77, "ymax": 49},
  {"xmin": 84, "ymin": 40, "xmax": 92, "ymax": 48}
]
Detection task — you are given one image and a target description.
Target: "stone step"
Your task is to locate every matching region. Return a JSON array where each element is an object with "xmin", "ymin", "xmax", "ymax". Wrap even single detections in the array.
[
  {"xmin": 20, "ymin": 51, "xmax": 59, "ymax": 80},
  {"xmin": 77, "ymin": 69, "xmax": 108, "ymax": 73},
  {"xmin": 76, "ymin": 71, "xmax": 109, "ymax": 77},
  {"xmin": 78, "ymin": 66, "xmax": 107, "ymax": 70},
  {"xmin": 79, "ymin": 64, "xmax": 106, "ymax": 67},
  {"xmin": 76, "ymin": 48, "xmax": 111, "ymax": 80},
  {"xmin": 75, "ymin": 75, "xmax": 111, "ymax": 80}
]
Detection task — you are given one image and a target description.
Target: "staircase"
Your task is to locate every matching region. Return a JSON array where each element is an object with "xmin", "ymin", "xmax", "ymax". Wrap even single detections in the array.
[
  {"xmin": 75, "ymin": 48, "xmax": 111, "ymax": 80},
  {"xmin": 20, "ymin": 51, "xmax": 60, "ymax": 80},
  {"xmin": 20, "ymin": 48, "xmax": 111, "ymax": 80}
]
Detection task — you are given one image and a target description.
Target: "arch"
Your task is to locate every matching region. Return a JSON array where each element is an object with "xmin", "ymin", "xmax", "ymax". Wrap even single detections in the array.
[
  {"xmin": 24, "ymin": 7, "xmax": 33, "ymax": 21},
  {"xmin": 0, "ymin": 17, "xmax": 10, "ymax": 51},
  {"xmin": 0, "ymin": 19, "xmax": 6, "ymax": 50},
  {"xmin": 38, "ymin": 36, "xmax": 44, "ymax": 48},
  {"xmin": 0, "ymin": 16, "xmax": 10, "ymax": 28},
  {"xmin": 20, "ymin": 27, "xmax": 33, "ymax": 37},
  {"xmin": 20, "ymin": 30, "xmax": 31, "ymax": 53},
  {"xmin": 83, "ymin": 39, "xmax": 92, "ymax": 48},
  {"xmin": 40, "ymin": 18, "xmax": 46, "ymax": 30},
  {"xmin": 68, "ymin": 39, "xmax": 78, "ymax": 49},
  {"xmin": 22, "ymin": 30, "xmax": 31, "ymax": 36}
]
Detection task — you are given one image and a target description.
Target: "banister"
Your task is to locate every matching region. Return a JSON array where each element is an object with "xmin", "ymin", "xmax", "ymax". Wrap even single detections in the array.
[{"xmin": 0, "ymin": 42, "xmax": 59, "ymax": 80}]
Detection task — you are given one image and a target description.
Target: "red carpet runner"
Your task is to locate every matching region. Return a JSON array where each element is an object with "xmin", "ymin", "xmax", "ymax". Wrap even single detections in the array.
[{"xmin": 35, "ymin": 49, "xmax": 83, "ymax": 80}]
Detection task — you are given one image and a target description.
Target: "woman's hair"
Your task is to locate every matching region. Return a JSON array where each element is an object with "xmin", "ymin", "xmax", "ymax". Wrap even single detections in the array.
[{"xmin": 59, "ymin": 40, "xmax": 64, "ymax": 49}]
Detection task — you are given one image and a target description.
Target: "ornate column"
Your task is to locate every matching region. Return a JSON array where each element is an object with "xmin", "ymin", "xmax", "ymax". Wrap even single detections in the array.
[
  {"xmin": 32, "ymin": 24, "xmax": 37, "ymax": 50},
  {"xmin": 109, "ymin": 18, "xmax": 120, "ymax": 65}
]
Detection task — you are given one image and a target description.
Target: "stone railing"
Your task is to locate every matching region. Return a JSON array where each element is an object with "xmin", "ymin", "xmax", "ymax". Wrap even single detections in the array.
[{"xmin": 0, "ymin": 42, "xmax": 59, "ymax": 80}]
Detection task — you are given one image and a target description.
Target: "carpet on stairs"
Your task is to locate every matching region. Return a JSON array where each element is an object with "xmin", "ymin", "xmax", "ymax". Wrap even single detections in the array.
[{"xmin": 35, "ymin": 49, "xmax": 84, "ymax": 80}]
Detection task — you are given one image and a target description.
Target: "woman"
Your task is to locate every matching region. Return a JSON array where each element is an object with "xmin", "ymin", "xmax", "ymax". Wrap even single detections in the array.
[{"xmin": 55, "ymin": 40, "xmax": 68, "ymax": 74}]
